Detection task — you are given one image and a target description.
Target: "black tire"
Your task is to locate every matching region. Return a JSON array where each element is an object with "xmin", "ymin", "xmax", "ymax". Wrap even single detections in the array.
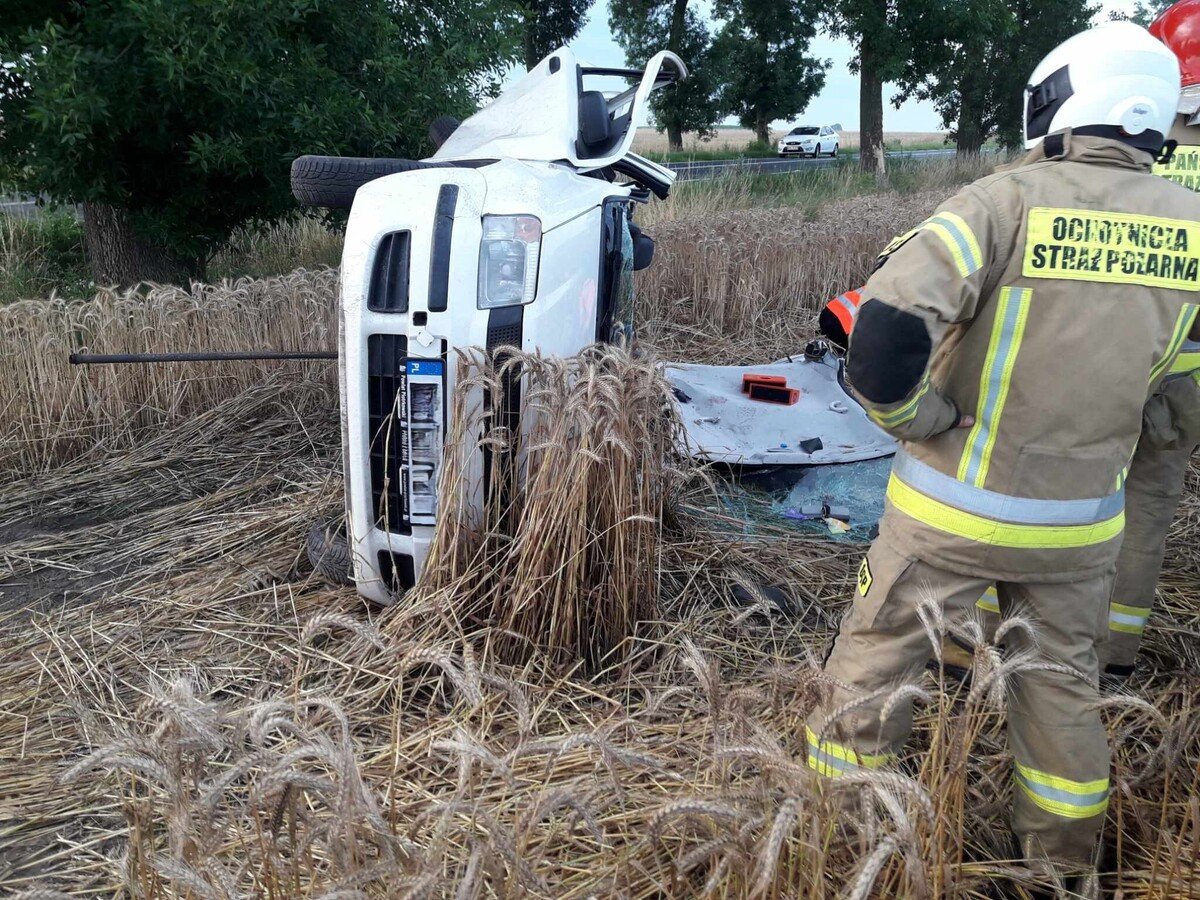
[
  {"xmin": 428, "ymin": 115, "xmax": 461, "ymax": 149},
  {"xmin": 306, "ymin": 520, "xmax": 354, "ymax": 586},
  {"xmin": 290, "ymin": 156, "xmax": 436, "ymax": 209},
  {"xmin": 830, "ymin": 144, "xmax": 839, "ymax": 158}
]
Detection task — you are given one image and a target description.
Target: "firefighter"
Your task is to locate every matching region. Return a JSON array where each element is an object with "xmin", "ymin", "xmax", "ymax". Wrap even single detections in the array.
[
  {"xmin": 805, "ymin": 21, "xmax": 1200, "ymax": 876},
  {"xmin": 1099, "ymin": 0, "xmax": 1200, "ymax": 684},
  {"xmin": 820, "ymin": 284, "xmax": 1000, "ymax": 674}
]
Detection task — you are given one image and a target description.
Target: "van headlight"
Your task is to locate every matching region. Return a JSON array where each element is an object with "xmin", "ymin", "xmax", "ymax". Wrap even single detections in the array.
[{"xmin": 477, "ymin": 215, "xmax": 541, "ymax": 309}]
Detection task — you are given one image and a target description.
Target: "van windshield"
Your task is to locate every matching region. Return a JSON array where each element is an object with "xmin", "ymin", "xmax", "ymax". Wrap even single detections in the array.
[{"xmin": 789, "ymin": 127, "xmax": 819, "ymax": 135}]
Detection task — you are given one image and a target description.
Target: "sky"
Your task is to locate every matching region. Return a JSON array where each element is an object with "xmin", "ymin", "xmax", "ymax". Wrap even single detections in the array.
[{"xmin": 539, "ymin": 0, "xmax": 1144, "ymax": 132}]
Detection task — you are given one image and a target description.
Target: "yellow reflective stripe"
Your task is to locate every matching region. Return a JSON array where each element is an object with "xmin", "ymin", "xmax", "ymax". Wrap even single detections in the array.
[
  {"xmin": 1015, "ymin": 762, "xmax": 1109, "ymax": 819},
  {"xmin": 805, "ymin": 726, "xmax": 891, "ymax": 777},
  {"xmin": 925, "ymin": 221, "xmax": 974, "ymax": 277},
  {"xmin": 958, "ymin": 287, "xmax": 1032, "ymax": 485},
  {"xmin": 976, "ymin": 585, "xmax": 1000, "ymax": 613},
  {"xmin": 867, "ymin": 377, "xmax": 929, "ymax": 428},
  {"xmin": 1151, "ymin": 306, "xmax": 1198, "ymax": 385},
  {"xmin": 877, "ymin": 213, "xmax": 982, "ymax": 278},
  {"xmin": 1111, "ymin": 601, "xmax": 1150, "ymax": 617},
  {"xmin": 1109, "ymin": 602, "xmax": 1151, "ymax": 635},
  {"xmin": 1022, "ymin": 207, "xmax": 1200, "ymax": 291},
  {"xmin": 1169, "ymin": 350, "xmax": 1200, "ymax": 375},
  {"xmin": 886, "ymin": 474, "xmax": 1125, "ymax": 549},
  {"xmin": 930, "ymin": 212, "xmax": 983, "ymax": 273}
]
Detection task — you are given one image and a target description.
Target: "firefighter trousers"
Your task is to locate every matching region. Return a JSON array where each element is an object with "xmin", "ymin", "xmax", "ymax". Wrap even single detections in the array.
[
  {"xmin": 806, "ymin": 536, "xmax": 1112, "ymax": 864},
  {"xmin": 1101, "ymin": 440, "xmax": 1194, "ymax": 669}
]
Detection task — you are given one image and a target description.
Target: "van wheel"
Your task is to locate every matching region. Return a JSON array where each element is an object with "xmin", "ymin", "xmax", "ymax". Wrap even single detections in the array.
[{"xmin": 306, "ymin": 520, "xmax": 354, "ymax": 586}]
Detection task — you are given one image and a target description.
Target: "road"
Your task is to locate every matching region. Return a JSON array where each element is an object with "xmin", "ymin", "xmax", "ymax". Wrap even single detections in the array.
[{"xmin": 666, "ymin": 147, "xmax": 961, "ymax": 181}]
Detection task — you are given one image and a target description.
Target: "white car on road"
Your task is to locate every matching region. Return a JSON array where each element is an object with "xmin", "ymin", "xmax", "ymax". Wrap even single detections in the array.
[{"xmin": 777, "ymin": 125, "xmax": 839, "ymax": 158}]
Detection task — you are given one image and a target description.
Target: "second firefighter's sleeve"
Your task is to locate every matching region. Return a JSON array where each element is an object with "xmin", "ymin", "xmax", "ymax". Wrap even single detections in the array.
[
  {"xmin": 847, "ymin": 184, "xmax": 999, "ymax": 441},
  {"xmin": 1142, "ymin": 317, "xmax": 1200, "ymax": 450}
]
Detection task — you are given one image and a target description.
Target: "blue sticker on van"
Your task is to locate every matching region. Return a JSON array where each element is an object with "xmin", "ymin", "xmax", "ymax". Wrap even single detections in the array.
[{"xmin": 407, "ymin": 360, "xmax": 444, "ymax": 377}]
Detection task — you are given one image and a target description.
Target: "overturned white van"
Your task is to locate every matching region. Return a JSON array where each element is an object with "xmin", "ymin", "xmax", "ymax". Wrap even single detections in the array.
[{"xmin": 291, "ymin": 49, "xmax": 687, "ymax": 604}]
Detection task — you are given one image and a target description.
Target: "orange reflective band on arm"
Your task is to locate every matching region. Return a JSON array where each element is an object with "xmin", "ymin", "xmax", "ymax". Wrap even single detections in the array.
[{"xmin": 826, "ymin": 289, "xmax": 864, "ymax": 336}]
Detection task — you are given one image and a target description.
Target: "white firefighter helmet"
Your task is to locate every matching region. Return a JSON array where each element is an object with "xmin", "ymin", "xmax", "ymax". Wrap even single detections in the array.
[{"xmin": 1024, "ymin": 22, "xmax": 1181, "ymax": 153}]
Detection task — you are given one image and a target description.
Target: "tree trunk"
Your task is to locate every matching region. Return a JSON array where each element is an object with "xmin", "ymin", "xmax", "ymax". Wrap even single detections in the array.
[
  {"xmin": 665, "ymin": 0, "xmax": 689, "ymax": 152},
  {"xmin": 667, "ymin": 123, "xmax": 684, "ymax": 152},
  {"xmin": 667, "ymin": 0, "xmax": 688, "ymax": 52},
  {"xmin": 859, "ymin": 35, "xmax": 886, "ymax": 176},
  {"xmin": 955, "ymin": 47, "xmax": 987, "ymax": 156},
  {"xmin": 755, "ymin": 115, "xmax": 770, "ymax": 146},
  {"xmin": 955, "ymin": 117, "xmax": 985, "ymax": 156},
  {"xmin": 523, "ymin": 17, "xmax": 539, "ymax": 71},
  {"xmin": 82, "ymin": 202, "xmax": 195, "ymax": 288}
]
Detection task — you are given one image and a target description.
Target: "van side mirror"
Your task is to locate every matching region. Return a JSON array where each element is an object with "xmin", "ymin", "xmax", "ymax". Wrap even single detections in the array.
[{"xmin": 630, "ymin": 223, "xmax": 655, "ymax": 271}]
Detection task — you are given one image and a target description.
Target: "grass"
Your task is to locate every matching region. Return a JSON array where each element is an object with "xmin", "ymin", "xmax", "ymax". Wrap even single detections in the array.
[
  {"xmin": 2, "ymin": 150, "xmax": 1198, "ymax": 897},
  {"xmin": 0, "ymin": 208, "xmax": 91, "ymax": 304}
]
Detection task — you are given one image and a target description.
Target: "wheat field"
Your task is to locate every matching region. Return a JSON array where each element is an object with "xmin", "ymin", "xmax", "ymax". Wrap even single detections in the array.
[{"xmin": 1, "ymin": 165, "xmax": 1199, "ymax": 897}]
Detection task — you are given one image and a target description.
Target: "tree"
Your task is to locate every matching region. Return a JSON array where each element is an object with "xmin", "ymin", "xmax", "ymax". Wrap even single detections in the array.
[
  {"xmin": 711, "ymin": 0, "xmax": 829, "ymax": 146},
  {"xmin": 896, "ymin": 0, "xmax": 1098, "ymax": 155},
  {"xmin": 1122, "ymin": 0, "xmax": 1173, "ymax": 26},
  {"xmin": 610, "ymin": 0, "xmax": 723, "ymax": 150},
  {"xmin": 823, "ymin": 0, "xmax": 909, "ymax": 173},
  {"xmin": 0, "ymin": 0, "xmax": 520, "ymax": 286},
  {"xmin": 519, "ymin": 0, "xmax": 594, "ymax": 71}
]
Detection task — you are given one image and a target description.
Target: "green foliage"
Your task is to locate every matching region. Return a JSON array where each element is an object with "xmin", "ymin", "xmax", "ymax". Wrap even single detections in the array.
[
  {"xmin": 0, "ymin": 0, "xmax": 521, "ymax": 277},
  {"xmin": 519, "ymin": 0, "xmax": 594, "ymax": 69},
  {"xmin": 610, "ymin": 0, "xmax": 724, "ymax": 145},
  {"xmin": 711, "ymin": 0, "xmax": 829, "ymax": 142},
  {"xmin": 0, "ymin": 209, "xmax": 91, "ymax": 304},
  {"xmin": 896, "ymin": 0, "xmax": 1099, "ymax": 152},
  {"xmin": 822, "ymin": 0, "xmax": 909, "ymax": 83},
  {"xmin": 1118, "ymin": 0, "xmax": 1174, "ymax": 26}
]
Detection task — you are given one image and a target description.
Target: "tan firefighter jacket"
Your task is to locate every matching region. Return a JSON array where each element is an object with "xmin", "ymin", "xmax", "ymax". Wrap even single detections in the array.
[
  {"xmin": 1145, "ymin": 114, "xmax": 1200, "ymax": 449},
  {"xmin": 849, "ymin": 130, "xmax": 1200, "ymax": 582}
]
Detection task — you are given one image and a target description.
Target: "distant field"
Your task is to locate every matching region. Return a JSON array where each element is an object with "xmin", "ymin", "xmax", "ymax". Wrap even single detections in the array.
[{"xmin": 632, "ymin": 126, "xmax": 949, "ymax": 158}]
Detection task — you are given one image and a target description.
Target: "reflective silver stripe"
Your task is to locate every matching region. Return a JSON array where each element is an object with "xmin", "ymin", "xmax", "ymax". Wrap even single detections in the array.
[
  {"xmin": 808, "ymin": 746, "xmax": 858, "ymax": 774},
  {"xmin": 1015, "ymin": 770, "xmax": 1109, "ymax": 809},
  {"xmin": 977, "ymin": 586, "xmax": 1000, "ymax": 613},
  {"xmin": 892, "ymin": 451, "xmax": 1125, "ymax": 526},
  {"xmin": 1109, "ymin": 610, "xmax": 1147, "ymax": 630},
  {"xmin": 929, "ymin": 213, "xmax": 983, "ymax": 273},
  {"xmin": 832, "ymin": 294, "xmax": 859, "ymax": 322}
]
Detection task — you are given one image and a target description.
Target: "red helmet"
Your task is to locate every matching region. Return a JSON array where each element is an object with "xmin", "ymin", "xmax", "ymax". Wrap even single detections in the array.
[{"xmin": 1152, "ymin": 0, "xmax": 1200, "ymax": 115}]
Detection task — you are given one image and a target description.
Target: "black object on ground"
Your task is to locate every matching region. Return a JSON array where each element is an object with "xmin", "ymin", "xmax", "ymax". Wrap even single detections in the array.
[
  {"xmin": 730, "ymin": 581, "xmax": 794, "ymax": 616},
  {"xmin": 70, "ymin": 350, "xmax": 338, "ymax": 364}
]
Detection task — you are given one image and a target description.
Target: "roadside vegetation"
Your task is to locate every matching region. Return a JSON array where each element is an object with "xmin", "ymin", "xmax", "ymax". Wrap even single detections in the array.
[{"xmin": 2, "ymin": 155, "xmax": 1199, "ymax": 896}]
